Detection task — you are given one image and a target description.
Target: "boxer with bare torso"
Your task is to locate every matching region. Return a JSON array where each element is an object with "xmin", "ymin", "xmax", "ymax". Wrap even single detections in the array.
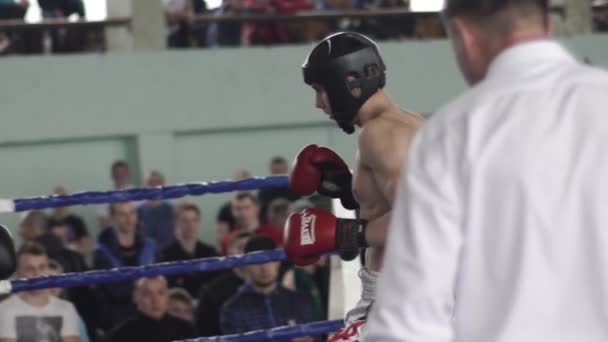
[{"xmin": 283, "ymin": 32, "xmax": 423, "ymax": 340}]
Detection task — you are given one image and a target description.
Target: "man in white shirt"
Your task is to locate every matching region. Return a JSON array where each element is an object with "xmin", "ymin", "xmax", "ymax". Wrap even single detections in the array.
[
  {"xmin": 0, "ymin": 242, "xmax": 80, "ymax": 342},
  {"xmin": 367, "ymin": 1, "xmax": 608, "ymax": 341}
]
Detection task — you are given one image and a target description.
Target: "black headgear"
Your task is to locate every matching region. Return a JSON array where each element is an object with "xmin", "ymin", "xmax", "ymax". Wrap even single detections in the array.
[{"xmin": 302, "ymin": 32, "xmax": 386, "ymax": 134}]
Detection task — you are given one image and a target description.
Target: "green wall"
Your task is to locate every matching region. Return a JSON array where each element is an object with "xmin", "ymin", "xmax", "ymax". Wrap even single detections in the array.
[{"xmin": 1, "ymin": 35, "xmax": 607, "ymax": 244}]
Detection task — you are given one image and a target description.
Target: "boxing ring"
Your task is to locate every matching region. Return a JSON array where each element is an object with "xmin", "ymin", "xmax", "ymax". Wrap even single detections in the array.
[{"xmin": 0, "ymin": 175, "xmax": 360, "ymax": 341}]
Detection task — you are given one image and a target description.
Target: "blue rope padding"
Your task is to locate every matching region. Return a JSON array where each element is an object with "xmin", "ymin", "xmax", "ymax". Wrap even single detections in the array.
[
  {"xmin": 9, "ymin": 249, "xmax": 287, "ymax": 293},
  {"xmin": 180, "ymin": 320, "xmax": 345, "ymax": 342},
  {"xmin": 12, "ymin": 176, "xmax": 288, "ymax": 212}
]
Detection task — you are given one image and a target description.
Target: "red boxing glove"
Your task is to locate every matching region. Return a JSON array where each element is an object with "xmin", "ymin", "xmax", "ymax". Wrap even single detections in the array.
[
  {"xmin": 284, "ymin": 208, "xmax": 367, "ymax": 266},
  {"xmin": 289, "ymin": 145, "xmax": 359, "ymax": 210}
]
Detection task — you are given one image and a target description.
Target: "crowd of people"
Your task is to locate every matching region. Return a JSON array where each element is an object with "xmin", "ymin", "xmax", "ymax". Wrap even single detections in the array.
[
  {"xmin": 0, "ymin": 157, "xmax": 332, "ymax": 341},
  {"xmin": 0, "ymin": 0, "xmax": 606, "ymax": 54},
  {"xmin": 0, "ymin": 0, "xmax": 443, "ymax": 54}
]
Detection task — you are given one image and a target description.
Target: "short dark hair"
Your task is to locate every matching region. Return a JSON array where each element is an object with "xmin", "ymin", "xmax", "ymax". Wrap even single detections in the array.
[
  {"xmin": 21, "ymin": 211, "xmax": 48, "ymax": 231},
  {"xmin": 111, "ymin": 160, "xmax": 128, "ymax": 172},
  {"xmin": 244, "ymin": 235, "xmax": 277, "ymax": 253},
  {"xmin": 17, "ymin": 242, "xmax": 47, "ymax": 259},
  {"xmin": 444, "ymin": 0, "xmax": 549, "ymax": 19},
  {"xmin": 168, "ymin": 287, "xmax": 193, "ymax": 306},
  {"xmin": 109, "ymin": 201, "xmax": 132, "ymax": 216},
  {"xmin": 270, "ymin": 156, "xmax": 287, "ymax": 165},
  {"xmin": 267, "ymin": 198, "xmax": 290, "ymax": 220},
  {"xmin": 234, "ymin": 192, "xmax": 258, "ymax": 205},
  {"xmin": 175, "ymin": 202, "xmax": 201, "ymax": 219}
]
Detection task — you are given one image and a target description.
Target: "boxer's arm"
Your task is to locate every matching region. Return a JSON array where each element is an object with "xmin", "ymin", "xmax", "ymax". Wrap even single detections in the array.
[
  {"xmin": 367, "ymin": 116, "xmax": 463, "ymax": 341},
  {"xmin": 358, "ymin": 122, "xmax": 416, "ymax": 247}
]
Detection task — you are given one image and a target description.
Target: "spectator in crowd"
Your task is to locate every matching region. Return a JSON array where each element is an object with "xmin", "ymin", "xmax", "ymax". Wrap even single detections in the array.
[
  {"xmin": 215, "ymin": 169, "xmax": 251, "ymax": 252},
  {"xmin": 0, "ymin": 243, "xmax": 82, "ymax": 342},
  {"xmin": 362, "ymin": 0, "xmax": 415, "ymax": 41},
  {"xmin": 281, "ymin": 258, "xmax": 329, "ymax": 321},
  {"xmin": 215, "ymin": 202, "xmax": 235, "ymax": 250},
  {"xmin": 48, "ymin": 186, "xmax": 91, "ymax": 261},
  {"xmin": 594, "ymin": 0, "xmax": 608, "ymax": 31},
  {"xmin": 47, "ymin": 259, "xmax": 92, "ymax": 342},
  {"xmin": 97, "ymin": 161, "xmax": 133, "ymax": 230},
  {"xmin": 164, "ymin": 0, "xmax": 207, "ymax": 47},
  {"xmin": 167, "ymin": 288, "xmax": 194, "ymax": 322},
  {"xmin": 0, "ymin": 0, "xmax": 30, "ymax": 54},
  {"xmin": 19, "ymin": 210, "xmax": 87, "ymax": 274},
  {"xmin": 0, "ymin": 0, "xmax": 28, "ymax": 20},
  {"xmin": 107, "ymin": 276, "xmax": 196, "ymax": 342},
  {"xmin": 240, "ymin": 0, "xmax": 314, "ymax": 45},
  {"xmin": 37, "ymin": 0, "xmax": 87, "ymax": 53},
  {"xmin": 47, "ymin": 259, "xmax": 65, "ymax": 298},
  {"xmin": 93, "ymin": 202, "xmax": 157, "ymax": 334},
  {"xmin": 220, "ymin": 236, "xmax": 319, "ymax": 339},
  {"xmin": 220, "ymin": 192, "xmax": 281, "ymax": 255},
  {"xmin": 206, "ymin": 0, "xmax": 244, "ymax": 47},
  {"xmin": 21, "ymin": 211, "xmax": 95, "ymax": 341},
  {"xmin": 137, "ymin": 170, "xmax": 175, "ymax": 250},
  {"xmin": 195, "ymin": 231, "xmax": 253, "ymax": 336},
  {"xmin": 158, "ymin": 202, "xmax": 220, "ymax": 297},
  {"xmin": 257, "ymin": 156, "xmax": 301, "ymax": 220},
  {"xmin": 266, "ymin": 198, "xmax": 290, "ymax": 230}
]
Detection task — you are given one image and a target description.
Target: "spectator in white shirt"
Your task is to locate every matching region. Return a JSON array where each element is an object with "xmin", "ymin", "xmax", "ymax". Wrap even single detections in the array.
[
  {"xmin": 367, "ymin": 0, "xmax": 608, "ymax": 341},
  {"xmin": 0, "ymin": 242, "xmax": 81, "ymax": 342}
]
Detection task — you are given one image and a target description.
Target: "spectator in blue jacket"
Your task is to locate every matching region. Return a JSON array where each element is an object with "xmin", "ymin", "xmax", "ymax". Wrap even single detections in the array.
[
  {"xmin": 93, "ymin": 202, "xmax": 157, "ymax": 336},
  {"xmin": 137, "ymin": 170, "xmax": 175, "ymax": 250},
  {"xmin": 220, "ymin": 236, "xmax": 320, "ymax": 341}
]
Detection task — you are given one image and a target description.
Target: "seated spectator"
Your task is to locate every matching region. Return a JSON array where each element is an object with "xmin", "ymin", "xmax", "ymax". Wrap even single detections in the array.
[
  {"xmin": 165, "ymin": 0, "xmax": 193, "ymax": 48},
  {"xmin": 21, "ymin": 211, "xmax": 95, "ymax": 341},
  {"xmin": 206, "ymin": 0, "xmax": 244, "ymax": 47},
  {"xmin": 19, "ymin": 210, "xmax": 87, "ymax": 274},
  {"xmin": 266, "ymin": 198, "xmax": 290, "ymax": 229},
  {"xmin": 594, "ymin": 0, "xmax": 608, "ymax": 31},
  {"xmin": 0, "ymin": 242, "xmax": 82, "ymax": 342},
  {"xmin": 48, "ymin": 186, "xmax": 91, "ymax": 261},
  {"xmin": 107, "ymin": 276, "xmax": 196, "ymax": 342},
  {"xmin": 220, "ymin": 236, "xmax": 319, "ymax": 339},
  {"xmin": 38, "ymin": 0, "xmax": 87, "ymax": 53},
  {"xmin": 215, "ymin": 202, "xmax": 235, "ymax": 250},
  {"xmin": 0, "ymin": 0, "xmax": 29, "ymax": 54},
  {"xmin": 167, "ymin": 288, "xmax": 194, "ymax": 322},
  {"xmin": 96, "ymin": 161, "xmax": 134, "ymax": 230},
  {"xmin": 158, "ymin": 202, "xmax": 220, "ymax": 297},
  {"xmin": 257, "ymin": 156, "xmax": 301, "ymax": 219},
  {"xmin": 214, "ymin": 169, "xmax": 250, "ymax": 251},
  {"xmin": 138, "ymin": 170, "xmax": 175, "ymax": 250},
  {"xmin": 47, "ymin": 259, "xmax": 91, "ymax": 342},
  {"xmin": 220, "ymin": 192, "xmax": 282, "ymax": 255},
  {"xmin": 93, "ymin": 202, "xmax": 157, "ymax": 334},
  {"xmin": 195, "ymin": 232, "xmax": 253, "ymax": 336},
  {"xmin": 360, "ymin": 0, "xmax": 415, "ymax": 41}
]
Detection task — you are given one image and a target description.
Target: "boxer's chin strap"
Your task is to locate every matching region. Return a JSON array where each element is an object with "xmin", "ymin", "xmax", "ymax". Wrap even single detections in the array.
[{"xmin": 336, "ymin": 219, "xmax": 368, "ymax": 261}]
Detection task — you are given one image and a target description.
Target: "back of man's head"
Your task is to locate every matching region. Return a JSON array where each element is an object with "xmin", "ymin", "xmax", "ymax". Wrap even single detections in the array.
[
  {"xmin": 445, "ymin": 0, "xmax": 549, "ymax": 34},
  {"xmin": 443, "ymin": 0, "xmax": 552, "ymax": 85},
  {"xmin": 19, "ymin": 211, "xmax": 49, "ymax": 241}
]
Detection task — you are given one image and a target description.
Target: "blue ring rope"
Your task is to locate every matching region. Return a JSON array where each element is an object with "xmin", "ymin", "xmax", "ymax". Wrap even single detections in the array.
[
  {"xmin": 180, "ymin": 320, "xmax": 345, "ymax": 342},
  {"xmin": 5, "ymin": 249, "xmax": 287, "ymax": 294},
  {"xmin": 9, "ymin": 176, "xmax": 288, "ymax": 212}
]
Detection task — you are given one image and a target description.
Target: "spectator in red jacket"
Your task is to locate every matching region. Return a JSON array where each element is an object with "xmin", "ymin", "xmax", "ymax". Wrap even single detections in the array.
[{"xmin": 241, "ymin": 0, "xmax": 313, "ymax": 45}]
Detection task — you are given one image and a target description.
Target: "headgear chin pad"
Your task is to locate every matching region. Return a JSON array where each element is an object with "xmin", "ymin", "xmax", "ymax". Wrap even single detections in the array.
[{"xmin": 302, "ymin": 32, "xmax": 386, "ymax": 134}]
